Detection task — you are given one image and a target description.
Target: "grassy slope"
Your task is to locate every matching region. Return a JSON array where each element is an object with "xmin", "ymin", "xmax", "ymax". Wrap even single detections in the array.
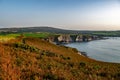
[{"xmin": 0, "ymin": 38, "xmax": 120, "ymax": 80}]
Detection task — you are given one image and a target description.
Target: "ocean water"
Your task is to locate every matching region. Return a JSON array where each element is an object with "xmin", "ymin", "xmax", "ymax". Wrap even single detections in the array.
[{"xmin": 65, "ymin": 37, "xmax": 120, "ymax": 63}]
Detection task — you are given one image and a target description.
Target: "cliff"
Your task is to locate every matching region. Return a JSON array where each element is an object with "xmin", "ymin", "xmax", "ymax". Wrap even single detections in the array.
[{"xmin": 47, "ymin": 34, "xmax": 102, "ymax": 44}]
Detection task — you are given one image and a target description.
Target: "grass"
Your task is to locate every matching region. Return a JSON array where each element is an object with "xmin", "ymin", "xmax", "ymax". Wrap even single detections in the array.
[
  {"xmin": 92, "ymin": 31, "xmax": 120, "ymax": 36},
  {"xmin": 0, "ymin": 32, "xmax": 53, "ymax": 42},
  {"xmin": 23, "ymin": 32, "xmax": 52, "ymax": 38},
  {"xmin": 0, "ymin": 33, "xmax": 20, "ymax": 42}
]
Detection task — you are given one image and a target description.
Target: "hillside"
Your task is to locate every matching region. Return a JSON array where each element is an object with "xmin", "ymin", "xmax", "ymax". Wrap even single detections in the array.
[
  {"xmin": 0, "ymin": 27, "xmax": 74, "ymax": 33},
  {"xmin": 0, "ymin": 37, "xmax": 120, "ymax": 80}
]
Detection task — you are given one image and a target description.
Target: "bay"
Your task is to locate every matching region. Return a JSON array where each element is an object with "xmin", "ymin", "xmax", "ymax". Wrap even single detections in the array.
[{"xmin": 65, "ymin": 37, "xmax": 120, "ymax": 63}]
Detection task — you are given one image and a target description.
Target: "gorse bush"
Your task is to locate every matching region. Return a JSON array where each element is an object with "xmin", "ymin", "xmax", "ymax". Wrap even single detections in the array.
[
  {"xmin": 59, "ymin": 55, "xmax": 71, "ymax": 60},
  {"xmin": 79, "ymin": 62, "xmax": 86, "ymax": 67},
  {"xmin": 13, "ymin": 43, "xmax": 39, "ymax": 52},
  {"xmin": 45, "ymin": 51, "xmax": 57, "ymax": 57}
]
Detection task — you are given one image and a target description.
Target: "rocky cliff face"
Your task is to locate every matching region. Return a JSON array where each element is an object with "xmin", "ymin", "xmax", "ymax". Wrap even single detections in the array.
[
  {"xmin": 58, "ymin": 35, "xmax": 72, "ymax": 43},
  {"xmin": 47, "ymin": 34, "xmax": 102, "ymax": 44},
  {"xmin": 76, "ymin": 35, "xmax": 83, "ymax": 42}
]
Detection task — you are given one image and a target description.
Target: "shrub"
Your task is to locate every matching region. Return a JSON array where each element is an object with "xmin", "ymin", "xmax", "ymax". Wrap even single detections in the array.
[
  {"xmin": 93, "ymin": 65, "xmax": 101, "ymax": 70},
  {"xmin": 67, "ymin": 57, "xmax": 71, "ymax": 60},
  {"xmin": 15, "ymin": 57, "xmax": 23, "ymax": 66},
  {"xmin": 98, "ymin": 72, "xmax": 108, "ymax": 77},
  {"xmin": 71, "ymin": 69, "xmax": 79, "ymax": 76},
  {"xmin": 60, "ymin": 55, "xmax": 70, "ymax": 60},
  {"xmin": 68, "ymin": 62, "xmax": 74, "ymax": 68},
  {"xmin": 43, "ymin": 73, "xmax": 58, "ymax": 80},
  {"xmin": 13, "ymin": 43, "xmax": 39, "ymax": 52},
  {"xmin": 72, "ymin": 48, "xmax": 78, "ymax": 53},
  {"xmin": 45, "ymin": 51, "xmax": 56, "ymax": 57},
  {"xmin": 79, "ymin": 62, "xmax": 86, "ymax": 67}
]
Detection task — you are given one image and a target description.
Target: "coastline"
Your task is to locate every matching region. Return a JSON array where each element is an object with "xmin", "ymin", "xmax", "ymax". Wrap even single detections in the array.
[
  {"xmin": 64, "ymin": 37, "xmax": 120, "ymax": 63},
  {"xmin": 78, "ymin": 51, "xmax": 88, "ymax": 57}
]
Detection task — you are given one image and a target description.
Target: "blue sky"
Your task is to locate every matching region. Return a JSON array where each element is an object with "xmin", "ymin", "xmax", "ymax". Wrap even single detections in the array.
[{"xmin": 0, "ymin": 0, "xmax": 120, "ymax": 30}]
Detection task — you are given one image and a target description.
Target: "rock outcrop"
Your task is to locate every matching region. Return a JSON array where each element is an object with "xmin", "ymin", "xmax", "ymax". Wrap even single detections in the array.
[
  {"xmin": 58, "ymin": 34, "xmax": 72, "ymax": 43},
  {"xmin": 46, "ymin": 34, "xmax": 103, "ymax": 44}
]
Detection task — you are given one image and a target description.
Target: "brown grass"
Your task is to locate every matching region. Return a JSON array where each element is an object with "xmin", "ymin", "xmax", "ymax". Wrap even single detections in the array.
[{"xmin": 0, "ymin": 37, "xmax": 120, "ymax": 80}]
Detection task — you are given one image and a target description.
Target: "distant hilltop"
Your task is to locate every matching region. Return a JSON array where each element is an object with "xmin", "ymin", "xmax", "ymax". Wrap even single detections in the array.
[
  {"xmin": 0, "ymin": 26, "xmax": 95, "ymax": 34},
  {"xmin": 0, "ymin": 26, "xmax": 120, "ymax": 37}
]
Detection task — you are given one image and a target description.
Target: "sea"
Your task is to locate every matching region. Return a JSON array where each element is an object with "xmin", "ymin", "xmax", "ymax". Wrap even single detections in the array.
[{"xmin": 65, "ymin": 37, "xmax": 120, "ymax": 63}]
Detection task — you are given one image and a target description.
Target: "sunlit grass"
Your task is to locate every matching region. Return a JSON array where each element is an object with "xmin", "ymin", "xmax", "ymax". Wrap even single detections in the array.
[
  {"xmin": 0, "ymin": 33, "xmax": 20, "ymax": 42},
  {"xmin": 0, "ymin": 32, "xmax": 52, "ymax": 42}
]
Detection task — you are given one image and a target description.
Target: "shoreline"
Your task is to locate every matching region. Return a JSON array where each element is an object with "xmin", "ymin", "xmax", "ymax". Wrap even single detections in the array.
[
  {"xmin": 62, "ymin": 37, "xmax": 120, "ymax": 63},
  {"xmin": 78, "ymin": 51, "xmax": 88, "ymax": 57}
]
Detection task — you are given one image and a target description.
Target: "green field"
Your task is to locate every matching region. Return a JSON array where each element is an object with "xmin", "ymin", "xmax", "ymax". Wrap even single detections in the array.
[
  {"xmin": 0, "ymin": 32, "xmax": 52, "ymax": 42},
  {"xmin": 23, "ymin": 32, "xmax": 51, "ymax": 38}
]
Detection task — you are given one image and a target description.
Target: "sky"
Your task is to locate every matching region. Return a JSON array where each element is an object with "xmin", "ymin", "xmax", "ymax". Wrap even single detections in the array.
[{"xmin": 0, "ymin": 0, "xmax": 120, "ymax": 30}]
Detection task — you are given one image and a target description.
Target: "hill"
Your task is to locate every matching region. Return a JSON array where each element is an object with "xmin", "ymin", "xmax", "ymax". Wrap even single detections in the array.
[
  {"xmin": 1, "ymin": 26, "xmax": 120, "ymax": 36},
  {"xmin": 0, "ymin": 26, "xmax": 92, "ymax": 34},
  {"xmin": 0, "ymin": 37, "xmax": 120, "ymax": 80}
]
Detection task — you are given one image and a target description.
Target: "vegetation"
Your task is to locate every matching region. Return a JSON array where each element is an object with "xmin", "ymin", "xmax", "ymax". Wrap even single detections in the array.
[
  {"xmin": 92, "ymin": 31, "xmax": 120, "ymax": 37},
  {"xmin": 0, "ymin": 36, "xmax": 120, "ymax": 80},
  {"xmin": 1, "ymin": 27, "xmax": 120, "ymax": 36},
  {"xmin": 0, "ymin": 32, "xmax": 53, "ymax": 42},
  {"xmin": 23, "ymin": 32, "xmax": 52, "ymax": 38}
]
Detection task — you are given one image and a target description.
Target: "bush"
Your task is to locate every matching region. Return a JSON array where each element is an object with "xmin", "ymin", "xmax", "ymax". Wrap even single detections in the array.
[
  {"xmin": 98, "ymin": 72, "xmax": 108, "ymax": 77},
  {"xmin": 79, "ymin": 62, "xmax": 86, "ymax": 67},
  {"xmin": 45, "ymin": 51, "xmax": 56, "ymax": 57},
  {"xmin": 43, "ymin": 73, "xmax": 58, "ymax": 80},
  {"xmin": 15, "ymin": 57, "xmax": 23, "ymax": 66},
  {"xmin": 60, "ymin": 55, "xmax": 70, "ymax": 60},
  {"xmin": 13, "ymin": 43, "xmax": 39, "ymax": 52},
  {"xmin": 71, "ymin": 69, "xmax": 79, "ymax": 76},
  {"xmin": 93, "ymin": 65, "xmax": 101, "ymax": 70},
  {"xmin": 67, "ymin": 57, "xmax": 71, "ymax": 60},
  {"xmin": 72, "ymin": 48, "xmax": 78, "ymax": 53},
  {"xmin": 68, "ymin": 62, "xmax": 74, "ymax": 68}
]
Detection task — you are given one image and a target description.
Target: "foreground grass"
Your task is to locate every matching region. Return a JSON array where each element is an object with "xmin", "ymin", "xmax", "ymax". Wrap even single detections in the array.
[{"xmin": 0, "ymin": 37, "xmax": 120, "ymax": 80}]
